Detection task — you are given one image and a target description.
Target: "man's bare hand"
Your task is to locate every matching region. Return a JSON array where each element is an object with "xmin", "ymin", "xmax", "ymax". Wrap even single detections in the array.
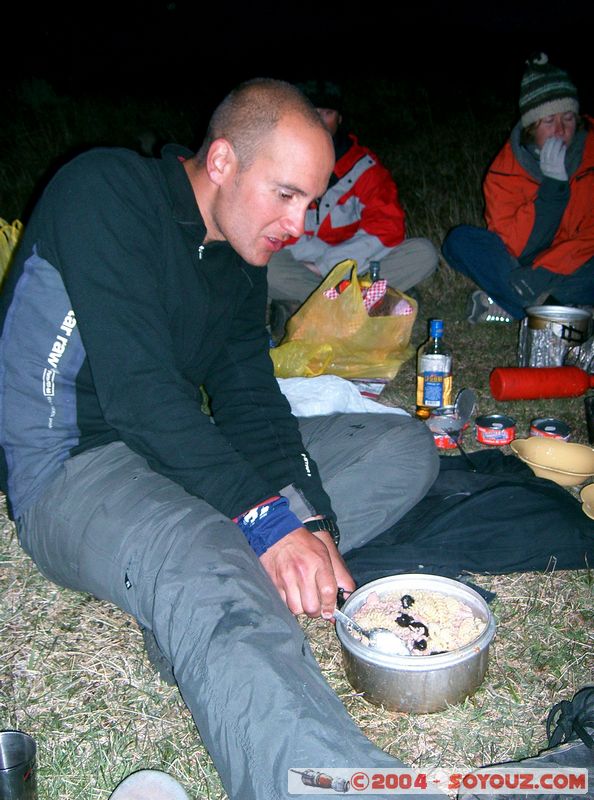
[{"xmin": 260, "ymin": 527, "xmax": 355, "ymax": 618}]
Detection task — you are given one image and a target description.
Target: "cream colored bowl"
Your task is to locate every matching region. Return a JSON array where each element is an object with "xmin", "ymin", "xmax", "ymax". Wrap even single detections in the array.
[
  {"xmin": 579, "ymin": 483, "xmax": 594, "ymax": 519},
  {"xmin": 510, "ymin": 437, "xmax": 594, "ymax": 487}
]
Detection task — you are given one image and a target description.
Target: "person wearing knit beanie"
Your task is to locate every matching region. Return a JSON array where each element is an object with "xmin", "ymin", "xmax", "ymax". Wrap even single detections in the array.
[
  {"xmin": 519, "ymin": 52, "xmax": 579, "ymax": 129},
  {"xmin": 442, "ymin": 53, "xmax": 593, "ymax": 323}
]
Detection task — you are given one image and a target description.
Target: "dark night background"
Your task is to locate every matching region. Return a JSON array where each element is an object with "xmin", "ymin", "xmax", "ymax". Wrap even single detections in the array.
[{"xmin": 9, "ymin": 1, "xmax": 594, "ymax": 135}]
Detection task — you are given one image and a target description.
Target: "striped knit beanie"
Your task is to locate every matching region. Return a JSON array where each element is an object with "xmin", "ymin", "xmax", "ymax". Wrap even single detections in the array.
[{"xmin": 520, "ymin": 53, "xmax": 579, "ymax": 127}]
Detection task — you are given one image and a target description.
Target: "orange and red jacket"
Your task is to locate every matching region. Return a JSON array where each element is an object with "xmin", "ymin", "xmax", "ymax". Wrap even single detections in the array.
[
  {"xmin": 284, "ymin": 133, "xmax": 405, "ymax": 276},
  {"xmin": 484, "ymin": 117, "xmax": 594, "ymax": 276}
]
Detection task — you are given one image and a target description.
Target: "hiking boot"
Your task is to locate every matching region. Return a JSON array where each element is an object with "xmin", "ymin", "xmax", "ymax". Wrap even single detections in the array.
[
  {"xmin": 466, "ymin": 290, "xmax": 514, "ymax": 324},
  {"xmin": 139, "ymin": 624, "xmax": 176, "ymax": 686},
  {"xmin": 109, "ymin": 769, "xmax": 190, "ymax": 799},
  {"xmin": 546, "ymin": 686, "xmax": 594, "ymax": 751},
  {"xmin": 458, "ymin": 685, "xmax": 594, "ymax": 799}
]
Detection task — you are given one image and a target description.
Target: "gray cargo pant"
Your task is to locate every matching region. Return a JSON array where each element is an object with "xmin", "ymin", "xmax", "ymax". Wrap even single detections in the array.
[
  {"xmin": 16, "ymin": 413, "xmax": 443, "ymax": 800},
  {"xmin": 266, "ymin": 238, "xmax": 438, "ymax": 303}
]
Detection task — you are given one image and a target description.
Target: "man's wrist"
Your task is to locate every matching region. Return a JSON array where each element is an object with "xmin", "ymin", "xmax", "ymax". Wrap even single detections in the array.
[
  {"xmin": 234, "ymin": 496, "xmax": 302, "ymax": 557},
  {"xmin": 302, "ymin": 517, "xmax": 341, "ymax": 547}
]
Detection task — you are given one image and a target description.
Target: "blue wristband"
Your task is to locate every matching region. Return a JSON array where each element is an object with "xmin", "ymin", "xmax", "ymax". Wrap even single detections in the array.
[{"xmin": 234, "ymin": 496, "xmax": 303, "ymax": 557}]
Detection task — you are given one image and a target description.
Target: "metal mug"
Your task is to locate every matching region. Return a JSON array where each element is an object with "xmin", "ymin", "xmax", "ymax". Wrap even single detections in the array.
[
  {"xmin": 517, "ymin": 305, "xmax": 592, "ymax": 367},
  {"xmin": 0, "ymin": 731, "xmax": 37, "ymax": 800}
]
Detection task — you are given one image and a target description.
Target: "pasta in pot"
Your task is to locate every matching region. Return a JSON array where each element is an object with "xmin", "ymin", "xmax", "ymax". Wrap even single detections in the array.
[{"xmin": 352, "ymin": 590, "xmax": 486, "ymax": 656}]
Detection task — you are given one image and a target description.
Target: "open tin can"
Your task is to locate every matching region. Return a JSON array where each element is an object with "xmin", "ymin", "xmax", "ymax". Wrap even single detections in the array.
[{"xmin": 427, "ymin": 406, "xmax": 469, "ymax": 450}]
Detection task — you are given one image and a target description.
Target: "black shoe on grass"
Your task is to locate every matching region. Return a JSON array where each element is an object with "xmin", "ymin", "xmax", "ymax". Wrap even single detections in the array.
[{"xmin": 458, "ymin": 686, "xmax": 594, "ymax": 799}]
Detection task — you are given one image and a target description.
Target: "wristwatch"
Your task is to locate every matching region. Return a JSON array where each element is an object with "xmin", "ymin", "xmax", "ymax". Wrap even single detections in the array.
[{"xmin": 303, "ymin": 518, "xmax": 341, "ymax": 547}]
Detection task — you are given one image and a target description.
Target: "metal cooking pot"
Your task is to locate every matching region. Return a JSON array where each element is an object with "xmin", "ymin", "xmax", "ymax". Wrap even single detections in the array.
[
  {"xmin": 518, "ymin": 305, "xmax": 592, "ymax": 367},
  {"xmin": 336, "ymin": 574, "xmax": 497, "ymax": 714}
]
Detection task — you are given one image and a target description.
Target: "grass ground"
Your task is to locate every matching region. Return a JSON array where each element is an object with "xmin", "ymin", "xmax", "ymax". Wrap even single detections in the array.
[{"xmin": 1, "ymin": 78, "xmax": 593, "ymax": 798}]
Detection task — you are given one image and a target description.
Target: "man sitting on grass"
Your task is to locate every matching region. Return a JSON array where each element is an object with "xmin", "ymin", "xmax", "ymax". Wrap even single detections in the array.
[{"xmin": 0, "ymin": 78, "xmax": 441, "ymax": 800}]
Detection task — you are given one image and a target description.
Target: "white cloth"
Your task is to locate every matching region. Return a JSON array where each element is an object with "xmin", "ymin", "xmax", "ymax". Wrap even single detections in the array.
[{"xmin": 277, "ymin": 374, "xmax": 408, "ymax": 417}]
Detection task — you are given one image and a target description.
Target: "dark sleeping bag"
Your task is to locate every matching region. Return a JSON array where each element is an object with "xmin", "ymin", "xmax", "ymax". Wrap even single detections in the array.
[{"xmin": 344, "ymin": 450, "xmax": 594, "ymax": 587}]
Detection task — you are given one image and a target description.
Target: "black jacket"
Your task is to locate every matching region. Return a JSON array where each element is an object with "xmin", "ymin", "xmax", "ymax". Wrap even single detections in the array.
[{"xmin": 0, "ymin": 144, "xmax": 333, "ymax": 523}]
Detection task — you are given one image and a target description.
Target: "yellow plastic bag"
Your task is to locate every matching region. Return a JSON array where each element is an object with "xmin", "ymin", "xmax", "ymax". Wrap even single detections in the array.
[
  {"xmin": 270, "ymin": 259, "xmax": 417, "ymax": 380},
  {"xmin": 0, "ymin": 218, "xmax": 23, "ymax": 286}
]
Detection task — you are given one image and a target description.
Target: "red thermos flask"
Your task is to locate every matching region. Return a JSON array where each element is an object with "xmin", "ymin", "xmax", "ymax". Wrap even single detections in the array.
[{"xmin": 490, "ymin": 366, "xmax": 594, "ymax": 401}]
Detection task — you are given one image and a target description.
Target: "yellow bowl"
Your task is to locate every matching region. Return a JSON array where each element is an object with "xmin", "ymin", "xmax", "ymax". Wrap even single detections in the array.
[
  {"xmin": 579, "ymin": 484, "xmax": 594, "ymax": 518},
  {"xmin": 510, "ymin": 438, "xmax": 594, "ymax": 487}
]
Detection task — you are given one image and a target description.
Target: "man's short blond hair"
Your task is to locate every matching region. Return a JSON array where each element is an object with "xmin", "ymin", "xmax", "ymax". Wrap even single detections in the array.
[{"xmin": 196, "ymin": 78, "xmax": 327, "ymax": 170}]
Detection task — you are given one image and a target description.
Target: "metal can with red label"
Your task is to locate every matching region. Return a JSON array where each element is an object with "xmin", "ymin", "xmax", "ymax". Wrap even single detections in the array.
[
  {"xmin": 432, "ymin": 431, "xmax": 458, "ymax": 450},
  {"xmin": 475, "ymin": 414, "xmax": 517, "ymax": 446},
  {"xmin": 529, "ymin": 417, "xmax": 571, "ymax": 440},
  {"xmin": 428, "ymin": 406, "xmax": 469, "ymax": 450}
]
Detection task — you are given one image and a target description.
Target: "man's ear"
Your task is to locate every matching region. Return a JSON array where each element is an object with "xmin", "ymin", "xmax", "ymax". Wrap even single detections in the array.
[{"xmin": 206, "ymin": 138, "xmax": 237, "ymax": 187}]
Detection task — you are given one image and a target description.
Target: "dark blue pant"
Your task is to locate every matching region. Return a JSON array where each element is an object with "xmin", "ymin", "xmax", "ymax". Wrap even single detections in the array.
[{"xmin": 442, "ymin": 225, "xmax": 594, "ymax": 319}]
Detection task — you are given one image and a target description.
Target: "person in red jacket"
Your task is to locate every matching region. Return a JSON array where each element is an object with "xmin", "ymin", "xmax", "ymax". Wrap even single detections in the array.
[
  {"xmin": 267, "ymin": 81, "xmax": 438, "ymax": 337},
  {"xmin": 442, "ymin": 53, "xmax": 594, "ymax": 323}
]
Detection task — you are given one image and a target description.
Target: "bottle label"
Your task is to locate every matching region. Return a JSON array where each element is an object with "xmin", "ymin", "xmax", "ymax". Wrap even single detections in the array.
[{"xmin": 417, "ymin": 354, "xmax": 452, "ymax": 408}]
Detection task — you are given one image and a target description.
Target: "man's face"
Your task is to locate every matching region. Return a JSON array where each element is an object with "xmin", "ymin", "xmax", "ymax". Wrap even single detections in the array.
[
  {"xmin": 208, "ymin": 113, "xmax": 334, "ymax": 266},
  {"xmin": 534, "ymin": 111, "xmax": 577, "ymax": 150}
]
